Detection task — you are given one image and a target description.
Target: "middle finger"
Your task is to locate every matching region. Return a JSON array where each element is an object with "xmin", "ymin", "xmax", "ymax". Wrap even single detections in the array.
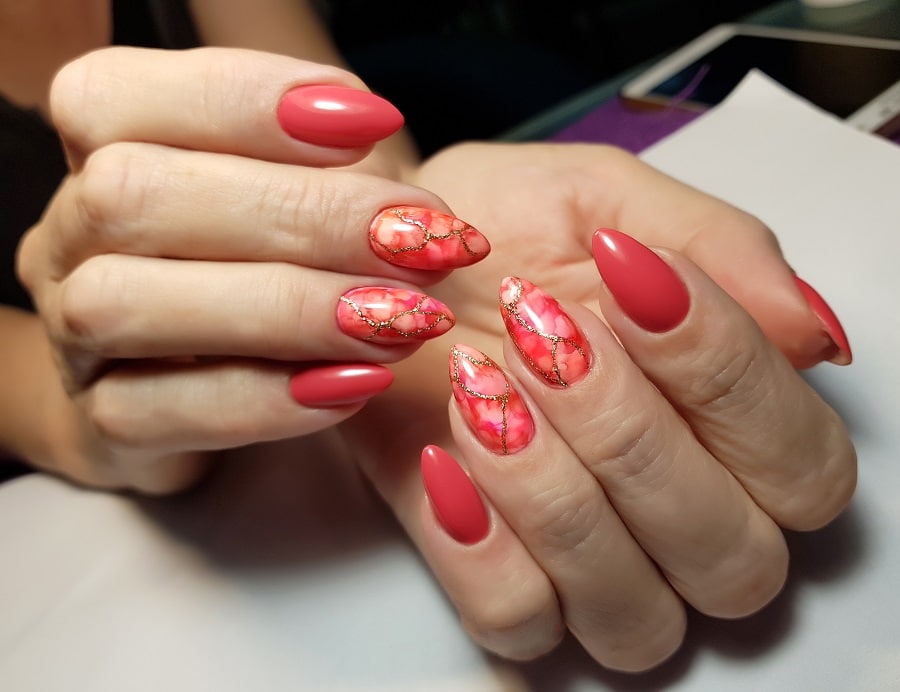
[{"xmin": 45, "ymin": 143, "xmax": 489, "ymax": 279}]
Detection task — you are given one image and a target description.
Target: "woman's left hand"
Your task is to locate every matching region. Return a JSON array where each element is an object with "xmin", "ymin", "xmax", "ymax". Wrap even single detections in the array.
[{"xmin": 340, "ymin": 142, "xmax": 856, "ymax": 671}]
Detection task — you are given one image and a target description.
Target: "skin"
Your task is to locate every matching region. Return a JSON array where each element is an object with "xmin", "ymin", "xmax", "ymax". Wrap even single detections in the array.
[{"xmin": 1, "ymin": 0, "xmax": 856, "ymax": 673}]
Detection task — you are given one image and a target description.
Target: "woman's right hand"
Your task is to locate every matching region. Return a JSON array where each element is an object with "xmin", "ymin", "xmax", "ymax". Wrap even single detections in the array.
[{"xmin": 15, "ymin": 47, "xmax": 488, "ymax": 493}]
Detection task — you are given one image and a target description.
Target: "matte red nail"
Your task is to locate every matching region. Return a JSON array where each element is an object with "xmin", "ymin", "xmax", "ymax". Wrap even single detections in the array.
[
  {"xmin": 421, "ymin": 445, "xmax": 489, "ymax": 545},
  {"xmin": 337, "ymin": 286, "xmax": 455, "ymax": 344},
  {"xmin": 499, "ymin": 276, "xmax": 591, "ymax": 388},
  {"xmin": 277, "ymin": 85, "xmax": 404, "ymax": 148},
  {"xmin": 794, "ymin": 276, "xmax": 853, "ymax": 365},
  {"xmin": 591, "ymin": 228, "xmax": 690, "ymax": 332},
  {"xmin": 369, "ymin": 207, "xmax": 490, "ymax": 270},
  {"xmin": 289, "ymin": 363, "xmax": 393, "ymax": 407}
]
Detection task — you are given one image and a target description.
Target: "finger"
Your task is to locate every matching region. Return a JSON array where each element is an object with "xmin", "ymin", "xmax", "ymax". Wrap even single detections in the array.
[
  {"xmin": 497, "ymin": 276, "xmax": 789, "ymax": 619},
  {"xmin": 337, "ymin": 379, "xmax": 566, "ymax": 663},
  {"xmin": 46, "ymin": 256, "xmax": 455, "ymax": 380},
  {"xmin": 446, "ymin": 344, "xmax": 686, "ymax": 672},
  {"xmin": 598, "ymin": 147, "xmax": 852, "ymax": 368},
  {"xmin": 418, "ymin": 445, "xmax": 566, "ymax": 662},
  {"xmin": 50, "ymin": 46, "xmax": 403, "ymax": 167},
  {"xmin": 31, "ymin": 143, "xmax": 488, "ymax": 279},
  {"xmin": 78, "ymin": 359, "xmax": 393, "ymax": 454},
  {"xmin": 591, "ymin": 229, "xmax": 857, "ymax": 531}
]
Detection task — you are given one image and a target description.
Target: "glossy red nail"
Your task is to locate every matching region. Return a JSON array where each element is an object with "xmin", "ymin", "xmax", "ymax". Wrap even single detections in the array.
[
  {"xmin": 592, "ymin": 228, "xmax": 690, "ymax": 333},
  {"xmin": 449, "ymin": 344, "xmax": 535, "ymax": 456},
  {"xmin": 369, "ymin": 207, "xmax": 490, "ymax": 270},
  {"xmin": 421, "ymin": 445, "xmax": 489, "ymax": 545},
  {"xmin": 337, "ymin": 286, "xmax": 455, "ymax": 344},
  {"xmin": 794, "ymin": 276, "xmax": 853, "ymax": 365},
  {"xmin": 500, "ymin": 277, "xmax": 591, "ymax": 388},
  {"xmin": 289, "ymin": 363, "xmax": 393, "ymax": 407},
  {"xmin": 277, "ymin": 85, "xmax": 404, "ymax": 148}
]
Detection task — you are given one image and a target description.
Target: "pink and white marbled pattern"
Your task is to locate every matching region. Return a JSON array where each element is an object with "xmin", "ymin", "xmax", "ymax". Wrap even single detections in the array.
[
  {"xmin": 337, "ymin": 287, "xmax": 455, "ymax": 344},
  {"xmin": 369, "ymin": 206, "xmax": 490, "ymax": 270},
  {"xmin": 499, "ymin": 277, "xmax": 591, "ymax": 388},
  {"xmin": 449, "ymin": 344, "xmax": 534, "ymax": 455}
]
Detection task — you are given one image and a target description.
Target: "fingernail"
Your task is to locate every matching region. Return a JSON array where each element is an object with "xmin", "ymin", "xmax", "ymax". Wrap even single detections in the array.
[
  {"xmin": 369, "ymin": 207, "xmax": 490, "ymax": 270},
  {"xmin": 592, "ymin": 228, "xmax": 690, "ymax": 333},
  {"xmin": 289, "ymin": 363, "xmax": 393, "ymax": 407},
  {"xmin": 449, "ymin": 344, "xmax": 534, "ymax": 455},
  {"xmin": 337, "ymin": 287, "xmax": 455, "ymax": 344},
  {"xmin": 793, "ymin": 276, "xmax": 852, "ymax": 365},
  {"xmin": 276, "ymin": 85, "xmax": 404, "ymax": 148},
  {"xmin": 421, "ymin": 445, "xmax": 490, "ymax": 545},
  {"xmin": 499, "ymin": 277, "xmax": 591, "ymax": 388}
]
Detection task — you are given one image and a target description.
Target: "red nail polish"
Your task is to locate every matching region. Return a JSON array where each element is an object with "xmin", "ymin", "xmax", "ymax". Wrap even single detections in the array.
[
  {"xmin": 793, "ymin": 276, "xmax": 853, "ymax": 365},
  {"xmin": 289, "ymin": 363, "xmax": 393, "ymax": 407},
  {"xmin": 336, "ymin": 286, "xmax": 455, "ymax": 344},
  {"xmin": 276, "ymin": 85, "xmax": 404, "ymax": 148},
  {"xmin": 499, "ymin": 277, "xmax": 591, "ymax": 388},
  {"xmin": 369, "ymin": 207, "xmax": 491, "ymax": 270},
  {"xmin": 421, "ymin": 445, "xmax": 489, "ymax": 545},
  {"xmin": 449, "ymin": 344, "xmax": 535, "ymax": 455},
  {"xmin": 591, "ymin": 228, "xmax": 690, "ymax": 333}
]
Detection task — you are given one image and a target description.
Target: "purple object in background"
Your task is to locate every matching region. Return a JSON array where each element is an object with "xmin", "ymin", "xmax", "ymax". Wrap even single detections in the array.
[{"xmin": 549, "ymin": 98, "xmax": 704, "ymax": 153}]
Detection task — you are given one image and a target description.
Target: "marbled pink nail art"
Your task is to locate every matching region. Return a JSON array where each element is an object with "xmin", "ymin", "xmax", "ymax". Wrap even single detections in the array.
[
  {"xmin": 337, "ymin": 287, "xmax": 455, "ymax": 344},
  {"xmin": 449, "ymin": 344, "xmax": 534, "ymax": 455},
  {"xmin": 499, "ymin": 277, "xmax": 591, "ymax": 388},
  {"xmin": 369, "ymin": 206, "xmax": 490, "ymax": 269}
]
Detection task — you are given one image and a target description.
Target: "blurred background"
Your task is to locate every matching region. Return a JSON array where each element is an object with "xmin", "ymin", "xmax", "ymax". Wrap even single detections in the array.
[{"xmin": 318, "ymin": 0, "xmax": 773, "ymax": 154}]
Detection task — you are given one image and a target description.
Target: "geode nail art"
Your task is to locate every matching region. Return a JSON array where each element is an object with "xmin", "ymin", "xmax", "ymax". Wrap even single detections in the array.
[
  {"xmin": 337, "ymin": 287, "xmax": 455, "ymax": 344},
  {"xmin": 499, "ymin": 277, "xmax": 591, "ymax": 388},
  {"xmin": 369, "ymin": 207, "xmax": 490, "ymax": 269},
  {"xmin": 449, "ymin": 344, "xmax": 534, "ymax": 455}
]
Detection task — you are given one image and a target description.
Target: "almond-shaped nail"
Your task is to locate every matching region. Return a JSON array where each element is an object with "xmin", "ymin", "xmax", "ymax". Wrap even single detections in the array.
[
  {"xmin": 369, "ymin": 206, "xmax": 490, "ymax": 270},
  {"xmin": 592, "ymin": 228, "xmax": 690, "ymax": 332},
  {"xmin": 277, "ymin": 85, "xmax": 404, "ymax": 148},
  {"xmin": 337, "ymin": 287, "xmax": 455, "ymax": 344},
  {"xmin": 449, "ymin": 344, "xmax": 534, "ymax": 455},
  {"xmin": 794, "ymin": 276, "xmax": 852, "ymax": 365},
  {"xmin": 499, "ymin": 276, "xmax": 591, "ymax": 388},
  {"xmin": 421, "ymin": 445, "xmax": 490, "ymax": 545},
  {"xmin": 289, "ymin": 364, "xmax": 393, "ymax": 407}
]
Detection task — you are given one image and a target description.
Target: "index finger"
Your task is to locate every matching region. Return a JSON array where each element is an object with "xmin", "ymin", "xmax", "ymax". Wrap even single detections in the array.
[{"xmin": 49, "ymin": 46, "xmax": 403, "ymax": 167}]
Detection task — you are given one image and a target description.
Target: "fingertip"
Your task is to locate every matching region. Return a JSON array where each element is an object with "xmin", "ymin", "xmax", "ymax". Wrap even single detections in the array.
[{"xmin": 793, "ymin": 276, "xmax": 852, "ymax": 366}]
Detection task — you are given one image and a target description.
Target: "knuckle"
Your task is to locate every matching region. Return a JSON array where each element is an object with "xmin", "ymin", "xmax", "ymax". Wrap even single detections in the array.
[
  {"xmin": 780, "ymin": 414, "xmax": 858, "ymax": 531},
  {"xmin": 14, "ymin": 227, "xmax": 40, "ymax": 294},
  {"xmin": 85, "ymin": 381, "xmax": 146, "ymax": 450},
  {"xmin": 684, "ymin": 511, "xmax": 789, "ymax": 619},
  {"xmin": 49, "ymin": 53, "xmax": 95, "ymax": 145},
  {"xmin": 680, "ymin": 341, "xmax": 765, "ymax": 413},
  {"xmin": 689, "ymin": 530, "xmax": 789, "ymax": 619},
  {"xmin": 242, "ymin": 264, "xmax": 306, "ymax": 355},
  {"xmin": 462, "ymin": 576, "xmax": 563, "ymax": 661},
  {"xmin": 49, "ymin": 47, "xmax": 121, "ymax": 150},
  {"xmin": 265, "ymin": 169, "xmax": 337, "ymax": 263},
  {"xmin": 584, "ymin": 390, "xmax": 668, "ymax": 486},
  {"xmin": 524, "ymin": 482, "xmax": 598, "ymax": 553},
  {"xmin": 598, "ymin": 603, "xmax": 687, "ymax": 673},
  {"xmin": 56, "ymin": 256, "xmax": 123, "ymax": 353},
  {"xmin": 76, "ymin": 143, "xmax": 152, "ymax": 247}
]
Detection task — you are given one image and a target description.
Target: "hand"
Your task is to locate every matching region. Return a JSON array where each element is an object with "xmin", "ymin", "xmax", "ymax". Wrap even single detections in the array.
[
  {"xmin": 341, "ymin": 143, "xmax": 856, "ymax": 671},
  {"xmin": 14, "ymin": 47, "xmax": 489, "ymax": 492}
]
